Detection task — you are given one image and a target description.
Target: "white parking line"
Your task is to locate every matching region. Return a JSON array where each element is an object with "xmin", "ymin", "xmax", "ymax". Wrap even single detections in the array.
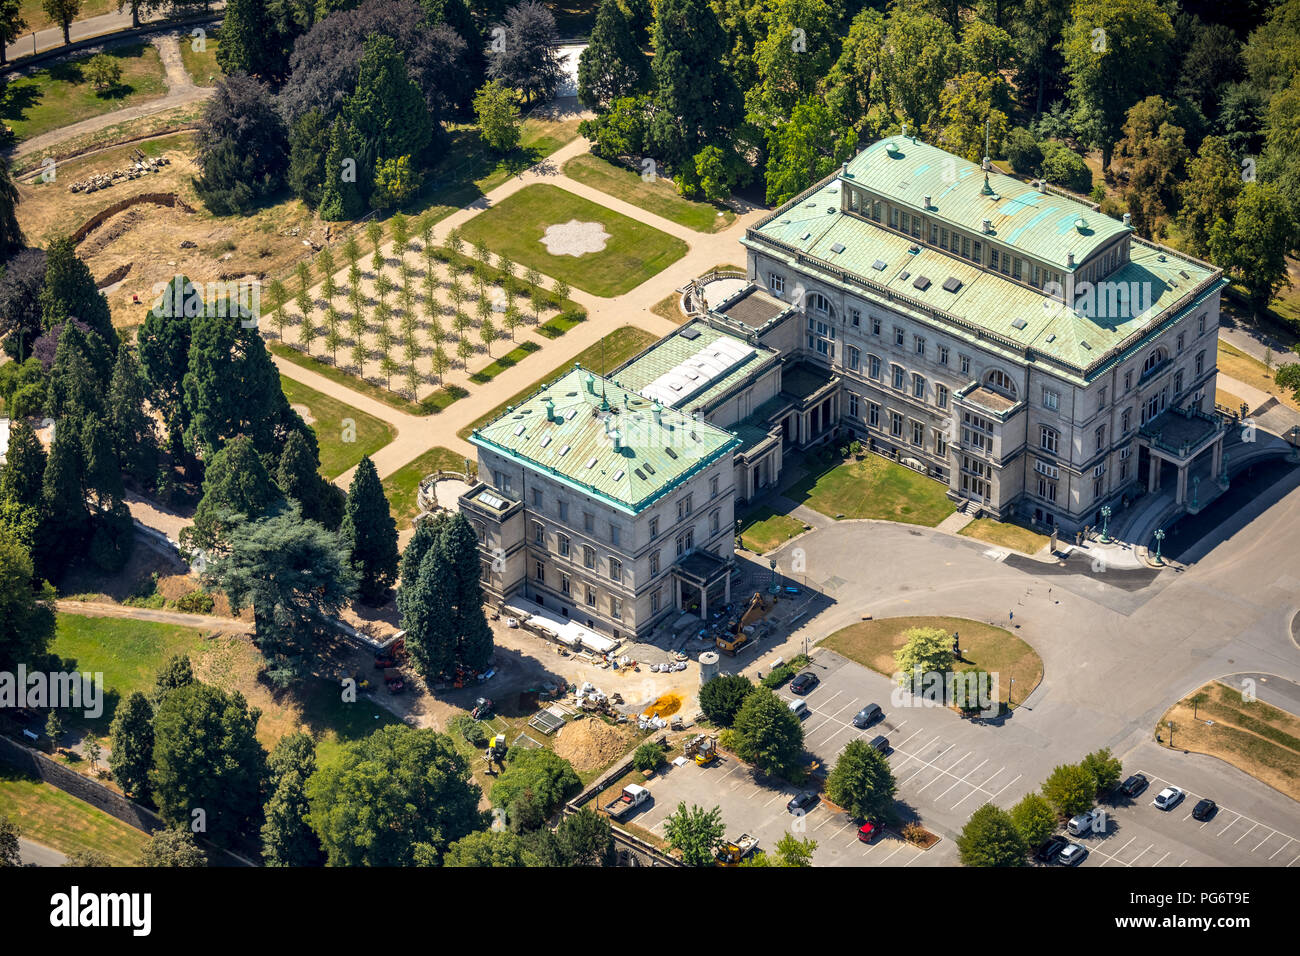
[
  {"xmin": 818, "ymin": 690, "xmax": 845, "ymax": 714},
  {"xmin": 1152, "ymin": 851, "xmax": 1171, "ymax": 867},
  {"xmin": 934, "ymin": 758, "xmax": 988, "ymax": 801},
  {"xmin": 1129, "ymin": 843, "xmax": 1153, "ymax": 865},
  {"xmin": 1216, "ymin": 813, "xmax": 1242, "ymax": 838},
  {"xmin": 987, "ymin": 773, "xmax": 1023, "ymax": 802},
  {"xmin": 917, "ymin": 752, "xmax": 972, "ymax": 793},
  {"xmin": 1269, "ymin": 838, "xmax": 1294, "ymax": 861},
  {"xmin": 878, "ymin": 844, "xmax": 905, "ymax": 865},
  {"xmin": 1252, "ymin": 832, "xmax": 1277, "ymax": 852},
  {"xmin": 1233, "ymin": 823, "xmax": 1258, "ymax": 845}
]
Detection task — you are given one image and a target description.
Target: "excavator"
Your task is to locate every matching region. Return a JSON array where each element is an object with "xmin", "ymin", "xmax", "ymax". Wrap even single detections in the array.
[{"xmin": 716, "ymin": 592, "xmax": 769, "ymax": 655}]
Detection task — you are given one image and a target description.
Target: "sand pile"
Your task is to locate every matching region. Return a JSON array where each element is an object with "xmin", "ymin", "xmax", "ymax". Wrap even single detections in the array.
[
  {"xmin": 552, "ymin": 718, "xmax": 638, "ymax": 773},
  {"xmin": 641, "ymin": 694, "xmax": 681, "ymax": 719}
]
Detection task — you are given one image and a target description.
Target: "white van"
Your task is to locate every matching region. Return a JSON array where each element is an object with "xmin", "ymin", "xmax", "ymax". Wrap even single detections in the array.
[{"xmin": 788, "ymin": 698, "xmax": 809, "ymax": 719}]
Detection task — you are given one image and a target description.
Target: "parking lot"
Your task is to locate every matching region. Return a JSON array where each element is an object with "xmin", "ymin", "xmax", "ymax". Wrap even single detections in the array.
[
  {"xmin": 1071, "ymin": 771, "xmax": 1300, "ymax": 868},
  {"xmin": 631, "ymin": 751, "xmax": 956, "ymax": 866}
]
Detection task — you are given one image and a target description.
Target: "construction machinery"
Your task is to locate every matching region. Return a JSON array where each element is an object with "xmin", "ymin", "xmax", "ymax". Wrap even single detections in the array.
[
  {"xmin": 716, "ymin": 833, "xmax": 759, "ymax": 866},
  {"xmin": 716, "ymin": 592, "xmax": 769, "ymax": 655},
  {"xmin": 683, "ymin": 734, "xmax": 717, "ymax": 766}
]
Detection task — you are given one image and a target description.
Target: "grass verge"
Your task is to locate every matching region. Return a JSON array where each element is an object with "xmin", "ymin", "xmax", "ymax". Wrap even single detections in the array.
[
  {"xmin": 381, "ymin": 446, "xmax": 476, "ymax": 529},
  {"xmin": 0, "ymin": 765, "xmax": 149, "ymax": 865},
  {"xmin": 788, "ymin": 453, "xmax": 955, "ymax": 527},
  {"xmin": 957, "ymin": 517, "xmax": 1050, "ymax": 554},
  {"xmin": 562, "ymin": 153, "xmax": 735, "ymax": 232},
  {"xmin": 280, "ymin": 375, "xmax": 396, "ymax": 479}
]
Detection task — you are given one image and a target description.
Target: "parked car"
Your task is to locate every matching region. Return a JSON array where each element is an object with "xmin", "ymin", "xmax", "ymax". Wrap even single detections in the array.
[
  {"xmin": 471, "ymin": 697, "xmax": 494, "ymax": 719},
  {"xmin": 787, "ymin": 698, "xmax": 810, "ymax": 719},
  {"xmin": 868, "ymin": 734, "xmax": 890, "ymax": 754},
  {"xmin": 1120, "ymin": 773, "xmax": 1149, "ymax": 798},
  {"xmin": 857, "ymin": 821, "xmax": 879, "ymax": 843},
  {"xmin": 1191, "ymin": 798, "xmax": 1217, "ymax": 821},
  {"xmin": 1059, "ymin": 843, "xmax": 1088, "ymax": 866},
  {"xmin": 786, "ymin": 791, "xmax": 816, "ymax": 814},
  {"xmin": 1033, "ymin": 835, "xmax": 1070, "ymax": 864},
  {"xmin": 1067, "ymin": 808, "xmax": 1104, "ymax": 837},
  {"xmin": 853, "ymin": 703, "xmax": 883, "ymax": 728},
  {"xmin": 790, "ymin": 672, "xmax": 818, "ymax": 694},
  {"xmin": 1153, "ymin": 786, "xmax": 1185, "ymax": 810}
]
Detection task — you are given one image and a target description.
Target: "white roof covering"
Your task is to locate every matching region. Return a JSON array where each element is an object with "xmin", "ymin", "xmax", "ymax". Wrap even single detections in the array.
[
  {"xmin": 638, "ymin": 336, "xmax": 756, "ymax": 408},
  {"xmin": 505, "ymin": 597, "xmax": 619, "ymax": 654}
]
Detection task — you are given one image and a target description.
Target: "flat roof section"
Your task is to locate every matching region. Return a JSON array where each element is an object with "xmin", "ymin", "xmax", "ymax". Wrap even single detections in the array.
[{"xmin": 716, "ymin": 286, "xmax": 790, "ymax": 329}]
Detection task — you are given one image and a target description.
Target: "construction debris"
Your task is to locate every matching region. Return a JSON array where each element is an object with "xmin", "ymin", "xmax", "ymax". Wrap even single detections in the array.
[{"xmin": 68, "ymin": 151, "xmax": 171, "ymax": 193}]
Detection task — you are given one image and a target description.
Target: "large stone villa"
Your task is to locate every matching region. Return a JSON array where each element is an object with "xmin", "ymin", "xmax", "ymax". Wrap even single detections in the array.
[{"xmin": 460, "ymin": 132, "xmax": 1233, "ymax": 640}]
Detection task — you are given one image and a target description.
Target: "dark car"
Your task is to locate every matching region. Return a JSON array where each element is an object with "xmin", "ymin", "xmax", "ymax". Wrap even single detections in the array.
[
  {"xmin": 1034, "ymin": 835, "xmax": 1070, "ymax": 864},
  {"xmin": 853, "ymin": 703, "xmax": 883, "ymax": 728},
  {"xmin": 1191, "ymin": 798, "xmax": 1217, "ymax": 821},
  {"xmin": 1120, "ymin": 773, "xmax": 1148, "ymax": 798},
  {"xmin": 790, "ymin": 672, "xmax": 819, "ymax": 694},
  {"xmin": 868, "ymin": 734, "xmax": 890, "ymax": 754},
  {"xmin": 471, "ymin": 697, "xmax": 494, "ymax": 719},
  {"xmin": 787, "ymin": 791, "xmax": 816, "ymax": 814}
]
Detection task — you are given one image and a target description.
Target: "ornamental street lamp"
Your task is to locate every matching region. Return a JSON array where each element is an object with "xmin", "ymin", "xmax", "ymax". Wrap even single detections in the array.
[
  {"xmin": 1152, "ymin": 528, "xmax": 1166, "ymax": 566},
  {"xmin": 768, "ymin": 558, "xmax": 779, "ymax": 595},
  {"xmin": 1098, "ymin": 505, "xmax": 1112, "ymax": 543},
  {"xmin": 1190, "ymin": 475, "xmax": 1200, "ymax": 509}
]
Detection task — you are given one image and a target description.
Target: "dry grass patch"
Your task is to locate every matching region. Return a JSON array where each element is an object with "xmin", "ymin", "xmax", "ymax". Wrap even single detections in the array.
[
  {"xmin": 1217, "ymin": 341, "xmax": 1300, "ymax": 413},
  {"xmin": 1158, "ymin": 680, "xmax": 1300, "ymax": 800},
  {"xmin": 958, "ymin": 517, "xmax": 1050, "ymax": 554}
]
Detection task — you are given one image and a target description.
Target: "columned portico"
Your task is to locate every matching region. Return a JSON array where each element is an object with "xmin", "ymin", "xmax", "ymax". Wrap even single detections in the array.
[
  {"xmin": 1138, "ymin": 407, "xmax": 1226, "ymax": 507},
  {"xmin": 672, "ymin": 550, "xmax": 733, "ymax": 621}
]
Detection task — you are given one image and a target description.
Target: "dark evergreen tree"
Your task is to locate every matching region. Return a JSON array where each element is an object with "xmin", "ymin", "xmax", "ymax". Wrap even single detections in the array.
[
  {"xmin": 151, "ymin": 682, "xmax": 269, "ymax": 848},
  {"xmin": 488, "ymin": 1, "xmax": 564, "ymax": 104},
  {"xmin": 40, "ymin": 420, "xmax": 89, "ymax": 576},
  {"xmin": 214, "ymin": 0, "xmax": 272, "ymax": 78},
  {"xmin": 649, "ymin": 0, "xmax": 744, "ymax": 169},
  {"xmin": 442, "ymin": 511, "xmax": 493, "ymax": 671},
  {"xmin": 340, "ymin": 456, "xmax": 399, "ymax": 604},
  {"xmin": 187, "ymin": 435, "xmax": 285, "ymax": 553},
  {"xmin": 193, "ymin": 75, "xmax": 289, "ymax": 215},
  {"xmin": 107, "ymin": 691, "xmax": 154, "ymax": 801},
  {"xmin": 344, "ymin": 33, "xmax": 433, "ymax": 196},
  {"xmin": 0, "ymin": 156, "xmax": 23, "ymax": 260},
  {"xmin": 556, "ymin": 806, "xmax": 616, "ymax": 866},
  {"xmin": 576, "ymin": 0, "xmax": 648, "ymax": 110},
  {"xmin": 78, "ymin": 413, "xmax": 124, "ymax": 511},
  {"xmin": 137, "ymin": 276, "xmax": 195, "ymax": 452},
  {"xmin": 418, "ymin": 0, "xmax": 484, "ymax": 112},
  {"xmin": 318, "ymin": 118, "xmax": 367, "ymax": 222},
  {"xmin": 0, "ymin": 419, "xmax": 46, "ymax": 509},
  {"xmin": 277, "ymin": 429, "xmax": 343, "ymax": 530},
  {"xmin": 0, "ymin": 248, "xmax": 47, "ymax": 361},
  {"xmin": 403, "ymin": 533, "xmax": 459, "ymax": 679},
  {"xmin": 38, "ymin": 237, "xmax": 116, "ymax": 351},
  {"xmin": 88, "ymin": 498, "xmax": 135, "ymax": 574},
  {"xmin": 43, "ymin": 321, "xmax": 109, "ymax": 421},
  {"xmin": 403, "ymin": 511, "xmax": 493, "ymax": 679},
  {"xmin": 107, "ymin": 345, "xmax": 159, "ymax": 487},
  {"xmin": 288, "ymin": 108, "xmax": 332, "ymax": 209},
  {"xmin": 261, "ymin": 732, "xmax": 325, "ymax": 866},
  {"xmin": 151, "ymin": 653, "xmax": 195, "ymax": 704}
]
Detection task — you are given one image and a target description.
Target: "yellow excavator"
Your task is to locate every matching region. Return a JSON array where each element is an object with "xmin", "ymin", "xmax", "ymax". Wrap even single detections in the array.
[
  {"xmin": 716, "ymin": 834, "xmax": 759, "ymax": 866},
  {"xmin": 716, "ymin": 592, "xmax": 769, "ymax": 655}
]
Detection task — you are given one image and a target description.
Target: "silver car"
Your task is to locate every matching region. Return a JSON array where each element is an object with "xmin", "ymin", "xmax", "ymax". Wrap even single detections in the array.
[
  {"xmin": 1153, "ymin": 786, "xmax": 1184, "ymax": 810},
  {"xmin": 1059, "ymin": 843, "xmax": 1088, "ymax": 866}
]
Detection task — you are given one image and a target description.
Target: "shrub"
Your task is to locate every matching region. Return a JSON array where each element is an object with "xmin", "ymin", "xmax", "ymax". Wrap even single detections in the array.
[
  {"xmin": 1039, "ymin": 141, "xmax": 1091, "ymax": 194},
  {"xmin": 632, "ymin": 740, "xmax": 666, "ymax": 772},
  {"xmin": 698, "ymin": 674, "xmax": 755, "ymax": 727},
  {"xmin": 449, "ymin": 713, "xmax": 487, "ymax": 747},
  {"xmin": 1004, "ymin": 127, "xmax": 1041, "ymax": 175},
  {"xmin": 761, "ymin": 665, "xmax": 795, "ymax": 688},
  {"xmin": 174, "ymin": 590, "xmax": 215, "ymax": 614}
]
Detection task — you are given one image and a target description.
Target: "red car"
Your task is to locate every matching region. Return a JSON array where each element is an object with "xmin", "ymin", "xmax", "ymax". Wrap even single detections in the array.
[{"xmin": 857, "ymin": 822, "xmax": 878, "ymax": 844}]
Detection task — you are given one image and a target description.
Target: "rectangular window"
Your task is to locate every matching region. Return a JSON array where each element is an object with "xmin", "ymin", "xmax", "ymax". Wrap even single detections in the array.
[
  {"xmin": 651, "ymin": 588, "xmax": 662, "ymax": 614},
  {"xmin": 610, "ymin": 524, "xmax": 621, "ymax": 548},
  {"xmin": 1095, "ymin": 424, "xmax": 1106, "ymax": 451},
  {"xmin": 868, "ymin": 402, "xmax": 880, "ymax": 427},
  {"xmin": 849, "ymin": 393, "xmax": 860, "ymax": 418},
  {"xmin": 936, "ymin": 384, "xmax": 948, "ymax": 409},
  {"xmin": 961, "ymin": 236, "xmax": 971, "ymax": 259},
  {"xmin": 586, "ymin": 585, "xmax": 597, "ymax": 607},
  {"xmin": 583, "ymin": 512, "xmax": 594, "ymax": 533},
  {"xmin": 1037, "ymin": 477, "xmax": 1057, "ymax": 502},
  {"xmin": 609, "ymin": 558, "xmax": 622, "ymax": 583},
  {"xmin": 1040, "ymin": 427, "xmax": 1059, "ymax": 454},
  {"xmin": 848, "ymin": 346, "xmax": 860, "ymax": 371},
  {"xmin": 558, "ymin": 533, "xmax": 570, "ymax": 558},
  {"xmin": 648, "ymin": 516, "xmax": 659, "ymax": 538},
  {"xmin": 960, "ymin": 355, "xmax": 970, "ymax": 375},
  {"xmin": 1121, "ymin": 408, "xmax": 1132, "ymax": 433},
  {"xmin": 1094, "ymin": 477, "xmax": 1105, "ymax": 500},
  {"xmin": 532, "ymin": 488, "xmax": 543, "ymax": 507},
  {"xmin": 871, "ymin": 316, "xmax": 881, "ymax": 336},
  {"xmin": 990, "ymin": 249, "xmax": 1000, "ymax": 272},
  {"xmin": 1013, "ymin": 258, "xmax": 1023, "ymax": 280},
  {"xmin": 1177, "ymin": 331, "xmax": 1185, "ymax": 352},
  {"xmin": 1120, "ymin": 459, "xmax": 1130, "ymax": 481},
  {"xmin": 868, "ymin": 354, "xmax": 881, "ymax": 379},
  {"xmin": 930, "ymin": 223, "xmax": 939, "ymax": 244},
  {"xmin": 1174, "ymin": 370, "xmax": 1184, "ymax": 394},
  {"xmin": 710, "ymin": 510, "xmax": 720, "ymax": 535},
  {"xmin": 1043, "ymin": 388, "xmax": 1059, "ymax": 411},
  {"xmin": 677, "ymin": 495, "xmax": 693, "ymax": 520},
  {"xmin": 561, "ymin": 574, "xmax": 571, "ymax": 596},
  {"xmin": 1195, "ymin": 350, "xmax": 1205, "ymax": 375},
  {"xmin": 710, "ymin": 474, "xmax": 719, "ymax": 497},
  {"xmin": 532, "ymin": 521, "xmax": 544, "ymax": 546},
  {"xmin": 890, "ymin": 206, "xmax": 899, "ymax": 228},
  {"xmin": 892, "ymin": 365, "xmax": 905, "ymax": 389},
  {"xmin": 912, "ymin": 373, "xmax": 925, "ymax": 399},
  {"xmin": 533, "ymin": 560, "xmax": 545, "ymax": 582},
  {"xmin": 915, "ymin": 335, "xmax": 926, "ymax": 356},
  {"xmin": 583, "ymin": 545, "xmax": 595, "ymax": 570},
  {"xmin": 940, "ymin": 228, "xmax": 949, "ymax": 250},
  {"xmin": 934, "ymin": 430, "xmax": 948, "ymax": 456},
  {"xmin": 901, "ymin": 212, "xmax": 910, "ymax": 234},
  {"xmin": 912, "ymin": 421, "xmax": 924, "ymax": 446},
  {"xmin": 938, "ymin": 345, "xmax": 949, "ymax": 366},
  {"xmin": 769, "ymin": 273, "xmax": 785, "ymax": 296},
  {"xmin": 1199, "ymin": 314, "xmax": 1206, "ymax": 333},
  {"xmin": 894, "ymin": 327, "xmax": 905, "ymax": 346},
  {"xmin": 972, "ymin": 240, "xmax": 982, "ymax": 262},
  {"xmin": 890, "ymin": 411, "xmax": 903, "ymax": 437},
  {"xmin": 1098, "ymin": 386, "xmax": 1107, "ymax": 407},
  {"xmin": 1124, "ymin": 370, "xmax": 1133, "ymax": 392},
  {"xmin": 676, "ymin": 529, "xmax": 693, "ymax": 556},
  {"xmin": 650, "ymin": 550, "xmax": 660, "ymax": 575},
  {"xmin": 611, "ymin": 597, "xmax": 622, "ymax": 620}
]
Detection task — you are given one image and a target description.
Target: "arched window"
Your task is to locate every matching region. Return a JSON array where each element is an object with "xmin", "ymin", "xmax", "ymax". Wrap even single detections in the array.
[
  {"xmin": 806, "ymin": 292, "xmax": 833, "ymax": 317},
  {"xmin": 1141, "ymin": 348, "xmax": 1167, "ymax": 377},
  {"xmin": 985, "ymin": 369, "xmax": 1017, "ymax": 399}
]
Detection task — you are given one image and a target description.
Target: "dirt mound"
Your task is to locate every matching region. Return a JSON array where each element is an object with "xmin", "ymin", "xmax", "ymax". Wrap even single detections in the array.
[
  {"xmin": 642, "ymin": 693, "xmax": 681, "ymax": 719},
  {"xmin": 552, "ymin": 717, "xmax": 638, "ymax": 774}
]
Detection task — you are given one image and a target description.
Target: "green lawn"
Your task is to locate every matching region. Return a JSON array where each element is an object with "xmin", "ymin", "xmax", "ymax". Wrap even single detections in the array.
[
  {"xmin": 18, "ymin": 0, "xmax": 116, "ymax": 34},
  {"xmin": 738, "ymin": 508, "xmax": 806, "ymax": 554},
  {"xmin": 178, "ymin": 27, "xmax": 221, "ymax": 86},
  {"xmin": 270, "ymin": 342, "xmax": 465, "ymax": 416},
  {"xmin": 822, "ymin": 616, "xmax": 1043, "ymax": 709},
  {"xmin": 458, "ymin": 325, "xmax": 659, "ymax": 439},
  {"xmin": 957, "ymin": 517, "xmax": 1050, "ymax": 554},
  {"xmin": 1, "ymin": 43, "xmax": 168, "ymax": 143},
  {"xmin": 382, "ymin": 446, "xmax": 475, "ymax": 529},
  {"xmin": 279, "ymin": 376, "xmax": 396, "ymax": 479},
  {"xmin": 0, "ymin": 765, "xmax": 150, "ymax": 866},
  {"xmin": 562, "ymin": 154, "xmax": 736, "ymax": 232},
  {"xmin": 50, "ymin": 615, "xmax": 207, "ymax": 730},
  {"xmin": 788, "ymin": 454, "xmax": 956, "ymax": 527},
  {"xmin": 457, "ymin": 183, "xmax": 688, "ymax": 297},
  {"xmin": 468, "ymin": 339, "xmax": 542, "ymax": 384}
]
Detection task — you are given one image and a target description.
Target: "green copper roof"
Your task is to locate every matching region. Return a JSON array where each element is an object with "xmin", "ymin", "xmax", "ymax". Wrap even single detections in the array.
[
  {"xmin": 470, "ymin": 366, "xmax": 740, "ymax": 515},
  {"xmin": 610, "ymin": 320, "xmax": 779, "ymax": 415},
  {"xmin": 746, "ymin": 158, "xmax": 1221, "ymax": 381},
  {"xmin": 843, "ymin": 136, "xmax": 1128, "ymax": 269}
]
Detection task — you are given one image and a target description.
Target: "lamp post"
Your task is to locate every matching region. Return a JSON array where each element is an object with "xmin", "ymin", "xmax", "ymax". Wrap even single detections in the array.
[
  {"xmin": 1151, "ymin": 528, "xmax": 1166, "ymax": 566},
  {"xmin": 1098, "ymin": 505, "xmax": 1112, "ymax": 543},
  {"xmin": 768, "ymin": 558, "xmax": 779, "ymax": 595},
  {"xmin": 1219, "ymin": 449, "xmax": 1230, "ymax": 487},
  {"xmin": 1190, "ymin": 475, "xmax": 1200, "ymax": 509}
]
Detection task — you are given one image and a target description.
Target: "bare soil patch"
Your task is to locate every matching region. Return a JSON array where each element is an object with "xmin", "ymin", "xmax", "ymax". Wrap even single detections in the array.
[{"xmin": 552, "ymin": 716, "xmax": 639, "ymax": 774}]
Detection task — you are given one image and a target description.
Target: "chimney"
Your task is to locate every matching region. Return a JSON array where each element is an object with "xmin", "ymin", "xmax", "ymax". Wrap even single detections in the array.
[
  {"xmin": 1038, "ymin": 180, "xmax": 1046, "ymax": 194},
  {"xmin": 584, "ymin": 371, "xmax": 595, "ymax": 395},
  {"xmin": 1067, "ymin": 252, "xmax": 1075, "ymax": 267},
  {"xmin": 923, "ymin": 194, "xmax": 931, "ymax": 210},
  {"xmin": 982, "ymin": 155, "xmax": 991, "ymax": 171},
  {"xmin": 545, "ymin": 398, "xmax": 555, "ymax": 421},
  {"xmin": 901, "ymin": 123, "xmax": 907, "ymax": 138},
  {"xmin": 611, "ymin": 429, "xmax": 621, "ymax": 453},
  {"xmin": 1122, "ymin": 213, "xmax": 1132, "ymax": 227},
  {"xmin": 652, "ymin": 402, "xmax": 662, "ymax": 426},
  {"xmin": 981, "ymin": 219, "xmax": 992, "ymax": 234}
]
